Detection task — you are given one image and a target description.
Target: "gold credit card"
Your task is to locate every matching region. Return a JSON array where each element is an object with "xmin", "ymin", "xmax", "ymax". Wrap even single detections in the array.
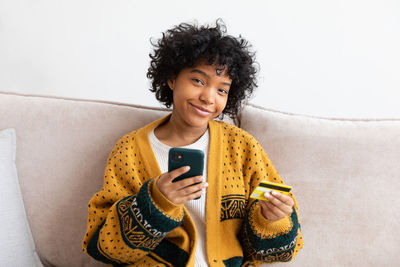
[{"xmin": 250, "ymin": 180, "xmax": 292, "ymax": 201}]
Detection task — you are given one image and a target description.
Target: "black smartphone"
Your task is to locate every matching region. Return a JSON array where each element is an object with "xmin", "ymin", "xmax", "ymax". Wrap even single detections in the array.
[{"xmin": 168, "ymin": 148, "xmax": 204, "ymax": 184}]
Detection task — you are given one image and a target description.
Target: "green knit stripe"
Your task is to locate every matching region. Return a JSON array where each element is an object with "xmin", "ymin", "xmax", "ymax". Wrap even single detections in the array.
[
  {"xmin": 135, "ymin": 179, "xmax": 183, "ymax": 232},
  {"xmin": 241, "ymin": 202, "xmax": 300, "ymax": 262},
  {"xmin": 147, "ymin": 253, "xmax": 169, "ymax": 265},
  {"xmin": 223, "ymin": 256, "xmax": 243, "ymax": 267},
  {"xmin": 153, "ymin": 238, "xmax": 189, "ymax": 267},
  {"xmin": 116, "ymin": 180, "xmax": 182, "ymax": 251},
  {"xmin": 87, "ymin": 219, "xmax": 188, "ymax": 266}
]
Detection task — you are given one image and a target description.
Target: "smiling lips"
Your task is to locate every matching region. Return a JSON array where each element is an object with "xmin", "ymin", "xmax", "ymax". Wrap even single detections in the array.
[{"xmin": 190, "ymin": 103, "xmax": 213, "ymax": 116}]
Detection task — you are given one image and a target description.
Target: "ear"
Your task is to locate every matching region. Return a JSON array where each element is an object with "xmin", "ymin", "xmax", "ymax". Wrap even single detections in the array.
[{"xmin": 167, "ymin": 78, "xmax": 175, "ymax": 90}]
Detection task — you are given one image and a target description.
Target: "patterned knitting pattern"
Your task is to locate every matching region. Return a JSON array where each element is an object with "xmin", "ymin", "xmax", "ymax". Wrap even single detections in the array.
[{"xmin": 83, "ymin": 115, "xmax": 303, "ymax": 266}]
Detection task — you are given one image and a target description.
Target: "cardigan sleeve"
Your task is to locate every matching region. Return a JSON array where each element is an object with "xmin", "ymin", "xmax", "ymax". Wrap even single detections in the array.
[
  {"xmin": 240, "ymin": 137, "xmax": 304, "ymax": 266},
  {"xmin": 82, "ymin": 134, "xmax": 184, "ymax": 265}
]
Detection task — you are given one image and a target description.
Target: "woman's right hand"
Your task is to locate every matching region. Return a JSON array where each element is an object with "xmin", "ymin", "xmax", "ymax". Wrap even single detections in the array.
[{"xmin": 156, "ymin": 166, "xmax": 208, "ymax": 205}]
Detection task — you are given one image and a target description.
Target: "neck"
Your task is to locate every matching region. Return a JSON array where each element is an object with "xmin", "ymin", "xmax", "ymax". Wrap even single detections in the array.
[{"xmin": 155, "ymin": 113, "xmax": 208, "ymax": 147}]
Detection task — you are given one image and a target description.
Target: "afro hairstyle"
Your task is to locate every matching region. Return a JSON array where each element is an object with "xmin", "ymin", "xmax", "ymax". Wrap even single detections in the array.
[{"xmin": 147, "ymin": 19, "xmax": 258, "ymax": 119}]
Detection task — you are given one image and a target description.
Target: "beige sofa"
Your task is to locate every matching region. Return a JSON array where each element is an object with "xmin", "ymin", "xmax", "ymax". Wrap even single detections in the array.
[{"xmin": 1, "ymin": 91, "xmax": 399, "ymax": 267}]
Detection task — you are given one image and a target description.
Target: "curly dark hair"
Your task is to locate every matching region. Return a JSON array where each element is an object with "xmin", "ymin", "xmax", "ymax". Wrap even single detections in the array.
[{"xmin": 147, "ymin": 19, "xmax": 258, "ymax": 119}]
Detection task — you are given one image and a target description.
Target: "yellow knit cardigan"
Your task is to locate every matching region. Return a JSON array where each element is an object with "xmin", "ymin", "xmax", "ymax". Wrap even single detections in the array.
[{"xmin": 82, "ymin": 115, "xmax": 303, "ymax": 266}]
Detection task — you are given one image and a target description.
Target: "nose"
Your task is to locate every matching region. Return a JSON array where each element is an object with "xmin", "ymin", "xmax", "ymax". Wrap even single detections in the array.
[{"xmin": 199, "ymin": 86, "xmax": 215, "ymax": 105}]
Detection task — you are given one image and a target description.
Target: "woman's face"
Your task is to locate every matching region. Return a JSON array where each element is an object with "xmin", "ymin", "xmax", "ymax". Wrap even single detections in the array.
[{"xmin": 168, "ymin": 62, "xmax": 232, "ymax": 129}]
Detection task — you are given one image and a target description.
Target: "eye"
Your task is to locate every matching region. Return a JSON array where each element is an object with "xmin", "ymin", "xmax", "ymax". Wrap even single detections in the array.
[
  {"xmin": 192, "ymin": 78, "xmax": 204, "ymax": 86},
  {"xmin": 218, "ymin": 89, "xmax": 228, "ymax": 95}
]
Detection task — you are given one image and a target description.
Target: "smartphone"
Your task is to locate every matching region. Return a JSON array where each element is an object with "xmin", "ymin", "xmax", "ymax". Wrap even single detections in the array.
[{"xmin": 168, "ymin": 147, "xmax": 204, "ymax": 184}]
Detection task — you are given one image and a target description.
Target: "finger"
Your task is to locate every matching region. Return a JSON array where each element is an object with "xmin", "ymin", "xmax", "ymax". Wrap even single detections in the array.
[
  {"xmin": 183, "ymin": 188, "xmax": 205, "ymax": 202},
  {"xmin": 265, "ymin": 192, "xmax": 293, "ymax": 215},
  {"xmin": 176, "ymin": 175, "xmax": 203, "ymax": 189},
  {"xmin": 264, "ymin": 192, "xmax": 282, "ymax": 206},
  {"xmin": 264, "ymin": 192, "xmax": 289, "ymax": 207},
  {"xmin": 264, "ymin": 201, "xmax": 286, "ymax": 219},
  {"xmin": 259, "ymin": 201, "xmax": 279, "ymax": 221},
  {"xmin": 270, "ymin": 191, "xmax": 294, "ymax": 206},
  {"xmin": 167, "ymin": 166, "xmax": 191, "ymax": 182},
  {"xmin": 178, "ymin": 181, "xmax": 208, "ymax": 195}
]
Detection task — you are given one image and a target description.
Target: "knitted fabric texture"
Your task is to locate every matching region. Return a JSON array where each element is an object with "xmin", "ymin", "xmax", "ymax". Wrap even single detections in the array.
[
  {"xmin": 149, "ymin": 128, "xmax": 210, "ymax": 267},
  {"xmin": 82, "ymin": 114, "xmax": 304, "ymax": 267}
]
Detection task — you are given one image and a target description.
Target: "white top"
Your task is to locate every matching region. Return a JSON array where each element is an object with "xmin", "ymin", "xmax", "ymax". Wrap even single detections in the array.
[{"xmin": 149, "ymin": 128, "xmax": 210, "ymax": 267}]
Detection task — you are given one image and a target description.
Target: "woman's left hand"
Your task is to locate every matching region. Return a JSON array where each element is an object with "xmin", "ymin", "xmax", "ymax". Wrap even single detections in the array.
[{"xmin": 259, "ymin": 191, "xmax": 294, "ymax": 221}]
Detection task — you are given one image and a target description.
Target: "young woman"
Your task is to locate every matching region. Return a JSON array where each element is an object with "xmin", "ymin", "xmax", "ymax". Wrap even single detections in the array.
[{"xmin": 83, "ymin": 20, "xmax": 303, "ymax": 267}]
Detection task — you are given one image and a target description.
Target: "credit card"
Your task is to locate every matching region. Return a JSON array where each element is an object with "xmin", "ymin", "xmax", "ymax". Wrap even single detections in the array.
[{"xmin": 250, "ymin": 180, "xmax": 292, "ymax": 201}]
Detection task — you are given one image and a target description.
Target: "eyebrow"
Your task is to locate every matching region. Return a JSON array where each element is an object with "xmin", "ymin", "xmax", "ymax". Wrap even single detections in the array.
[{"xmin": 190, "ymin": 69, "xmax": 231, "ymax": 87}]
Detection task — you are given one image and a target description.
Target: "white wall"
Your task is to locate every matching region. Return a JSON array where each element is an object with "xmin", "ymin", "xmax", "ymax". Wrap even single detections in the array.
[{"xmin": 1, "ymin": 0, "xmax": 399, "ymax": 118}]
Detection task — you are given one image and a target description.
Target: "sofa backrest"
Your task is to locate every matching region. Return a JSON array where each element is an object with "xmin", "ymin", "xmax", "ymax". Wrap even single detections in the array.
[
  {"xmin": 240, "ymin": 104, "xmax": 400, "ymax": 266},
  {"xmin": 1, "ymin": 92, "xmax": 400, "ymax": 266},
  {"xmin": 0, "ymin": 92, "xmax": 170, "ymax": 267}
]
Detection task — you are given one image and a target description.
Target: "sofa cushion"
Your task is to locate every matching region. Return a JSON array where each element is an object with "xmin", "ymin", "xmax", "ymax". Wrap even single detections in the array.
[
  {"xmin": 0, "ymin": 128, "xmax": 43, "ymax": 267},
  {"xmin": 0, "ymin": 92, "xmax": 171, "ymax": 266},
  {"xmin": 239, "ymin": 104, "xmax": 400, "ymax": 266},
  {"xmin": 2, "ymin": 91, "xmax": 399, "ymax": 266}
]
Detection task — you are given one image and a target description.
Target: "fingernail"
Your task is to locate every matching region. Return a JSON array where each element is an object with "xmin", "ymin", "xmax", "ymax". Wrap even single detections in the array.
[
  {"xmin": 204, "ymin": 182, "xmax": 209, "ymax": 187},
  {"xmin": 185, "ymin": 166, "xmax": 190, "ymax": 171},
  {"xmin": 264, "ymin": 192, "xmax": 272, "ymax": 199},
  {"xmin": 272, "ymin": 191, "xmax": 280, "ymax": 196}
]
